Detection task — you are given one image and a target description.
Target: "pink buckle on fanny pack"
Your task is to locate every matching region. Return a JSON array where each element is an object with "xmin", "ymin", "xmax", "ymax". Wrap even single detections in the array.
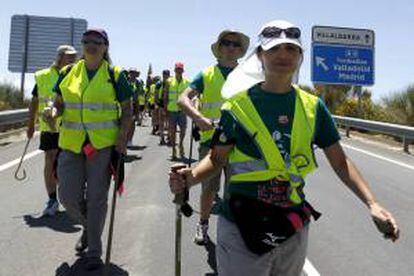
[{"xmin": 287, "ymin": 212, "xmax": 303, "ymax": 231}]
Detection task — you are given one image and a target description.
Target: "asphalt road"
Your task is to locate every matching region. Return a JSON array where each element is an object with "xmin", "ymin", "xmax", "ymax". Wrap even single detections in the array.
[{"xmin": 0, "ymin": 120, "xmax": 413, "ymax": 276}]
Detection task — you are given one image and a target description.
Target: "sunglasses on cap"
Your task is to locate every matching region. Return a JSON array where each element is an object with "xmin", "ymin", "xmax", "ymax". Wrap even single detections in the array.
[
  {"xmin": 81, "ymin": 39, "xmax": 105, "ymax": 46},
  {"xmin": 260, "ymin": 27, "xmax": 301, "ymax": 39},
  {"xmin": 219, "ymin": 39, "xmax": 242, "ymax": 48}
]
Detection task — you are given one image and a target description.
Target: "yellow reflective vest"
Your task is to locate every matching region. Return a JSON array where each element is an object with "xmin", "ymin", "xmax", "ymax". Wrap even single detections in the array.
[
  {"xmin": 148, "ymin": 83, "xmax": 156, "ymax": 105},
  {"xmin": 222, "ymin": 85, "xmax": 319, "ymax": 205},
  {"xmin": 34, "ymin": 67, "xmax": 60, "ymax": 132},
  {"xmin": 58, "ymin": 60, "xmax": 122, "ymax": 153},
  {"xmin": 199, "ymin": 65, "xmax": 226, "ymax": 143},
  {"xmin": 167, "ymin": 77, "xmax": 190, "ymax": 112}
]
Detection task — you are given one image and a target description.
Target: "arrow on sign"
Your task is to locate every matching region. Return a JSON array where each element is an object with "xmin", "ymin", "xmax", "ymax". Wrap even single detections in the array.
[{"xmin": 315, "ymin": 56, "xmax": 329, "ymax": 71}]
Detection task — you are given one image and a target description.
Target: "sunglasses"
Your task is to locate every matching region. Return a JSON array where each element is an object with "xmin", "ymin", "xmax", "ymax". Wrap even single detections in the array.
[
  {"xmin": 81, "ymin": 39, "xmax": 105, "ymax": 46},
  {"xmin": 219, "ymin": 39, "xmax": 242, "ymax": 48},
  {"xmin": 261, "ymin": 27, "xmax": 301, "ymax": 39}
]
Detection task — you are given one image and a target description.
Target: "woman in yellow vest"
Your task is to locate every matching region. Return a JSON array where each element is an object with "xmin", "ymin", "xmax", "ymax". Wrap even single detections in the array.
[
  {"xmin": 178, "ymin": 30, "xmax": 249, "ymax": 245},
  {"xmin": 27, "ymin": 45, "xmax": 77, "ymax": 216},
  {"xmin": 169, "ymin": 20, "xmax": 399, "ymax": 275},
  {"xmin": 46, "ymin": 29, "xmax": 133, "ymax": 270}
]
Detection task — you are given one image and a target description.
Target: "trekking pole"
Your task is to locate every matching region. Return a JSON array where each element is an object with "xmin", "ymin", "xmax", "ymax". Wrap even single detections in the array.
[
  {"xmin": 104, "ymin": 153, "xmax": 124, "ymax": 276},
  {"xmin": 172, "ymin": 121, "xmax": 196, "ymax": 276},
  {"xmin": 14, "ymin": 138, "xmax": 31, "ymax": 181}
]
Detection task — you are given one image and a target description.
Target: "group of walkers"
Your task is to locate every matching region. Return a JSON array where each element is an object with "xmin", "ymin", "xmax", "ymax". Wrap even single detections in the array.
[{"xmin": 26, "ymin": 19, "xmax": 399, "ymax": 275}]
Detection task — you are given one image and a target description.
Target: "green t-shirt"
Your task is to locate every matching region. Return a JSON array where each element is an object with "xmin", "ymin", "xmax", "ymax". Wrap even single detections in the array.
[
  {"xmin": 189, "ymin": 64, "xmax": 234, "ymax": 147},
  {"xmin": 212, "ymin": 84, "xmax": 340, "ymax": 221}
]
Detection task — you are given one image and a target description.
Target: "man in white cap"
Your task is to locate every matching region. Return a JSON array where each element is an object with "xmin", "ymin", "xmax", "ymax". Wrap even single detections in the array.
[
  {"xmin": 170, "ymin": 20, "xmax": 399, "ymax": 275},
  {"xmin": 27, "ymin": 45, "xmax": 77, "ymax": 216},
  {"xmin": 178, "ymin": 30, "xmax": 249, "ymax": 245}
]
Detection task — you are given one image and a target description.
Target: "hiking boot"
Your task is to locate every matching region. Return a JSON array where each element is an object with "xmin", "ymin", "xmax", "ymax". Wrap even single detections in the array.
[
  {"xmin": 159, "ymin": 138, "xmax": 166, "ymax": 145},
  {"xmin": 194, "ymin": 221, "xmax": 209, "ymax": 245},
  {"xmin": 179, "ymin": 144, "xmax": 185, "ymax": 159},
  {"xmin": 75, "ymin": 229, "xmax": 88, "ymax": 253},
  {"xmin": 84, "ymin": 256, "xmax": 103, "ymax": 271},
  {"xmin": 42, "ymin": 199, "xmax": 59, "ymax": 216}
]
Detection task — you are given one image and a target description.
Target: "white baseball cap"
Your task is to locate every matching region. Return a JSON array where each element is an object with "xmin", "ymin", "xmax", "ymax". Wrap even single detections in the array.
[{"xmin": 222, "ymin": 20, "xmax": 303, "ymax": 99}]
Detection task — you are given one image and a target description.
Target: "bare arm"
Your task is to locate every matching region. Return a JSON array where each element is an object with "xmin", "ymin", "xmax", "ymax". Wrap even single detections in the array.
[
  {"xmin": 169, "ymin": 145, "xmax": 233, "ymax": 193},
  {"xmin": 178, "ymin": 87, "xmax": 214, "ymax": 131},
  {"xmin": 27, "ymin": 97, "xmax": 38, "ymax": 139},
  {"xmin": 324, "ymin": 142, "xmax": 399, "ymax": 241},
  {"xmin": 116, "ymin": 100, "xmax": 133, "ymax": 153}
]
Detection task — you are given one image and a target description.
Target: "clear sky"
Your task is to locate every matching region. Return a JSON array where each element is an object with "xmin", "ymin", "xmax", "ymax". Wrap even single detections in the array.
[{"xmin": 1, "ymin": 0, "xmax": 413, "ymax": 101}]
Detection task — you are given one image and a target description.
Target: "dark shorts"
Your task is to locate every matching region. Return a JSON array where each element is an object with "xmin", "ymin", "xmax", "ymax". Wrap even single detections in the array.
[
  {"xmin": 168, "ymin": 111, "xmax": 187, "ymax": 129},
  {"xmin": 139, "ymin": 105, "xmax": 145, "ymax": 112},
  {"xmin": 149, "ymin": 104, "xmax": 155, "ymax": 110},
  {"xmin": 39, "ymin": 132, "xmax": 59, "ymax": 151}
]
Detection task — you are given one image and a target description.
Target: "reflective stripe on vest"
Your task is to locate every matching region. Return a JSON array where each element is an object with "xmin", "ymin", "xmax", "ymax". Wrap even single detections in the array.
[
  {"xmin": 222, "ymin": 85, "xmax": 318, "ymax": 205},
  {"xmin": 64, "ymin": 102, "xmax": 118, "ymax": 110},
  {"xmin": 35, "ymin": 67, "xmax": 60, "ymax": 132},
  {"xmin": 62, "ymin": 120, "xmax": 119, "ymax": 130},
  {"xmin": 58, "ymin": 60, "xmax": 122, "ymax": 153},
  {"xmin": 199, "ymin": 65, "xmax": 226, "ymax": 143}
]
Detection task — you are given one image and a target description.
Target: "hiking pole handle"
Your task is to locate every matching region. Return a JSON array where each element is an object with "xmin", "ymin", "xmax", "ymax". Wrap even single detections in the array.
[
  {"xmin": 14, "ymin": 138, "xmax": 31, "ymax": 181},
  {"xmin": 171, "ymin": 164, "xmax": 193, "ymax": 217},
  {"xmin": 171, "ymin": 164, "xmax": 187, "ymax": 205}
]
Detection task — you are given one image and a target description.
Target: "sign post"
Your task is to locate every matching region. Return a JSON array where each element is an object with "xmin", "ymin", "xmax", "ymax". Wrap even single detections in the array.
[{"xmin": 8, "ymin": 15, "xmax": 88, "ymax": 99}]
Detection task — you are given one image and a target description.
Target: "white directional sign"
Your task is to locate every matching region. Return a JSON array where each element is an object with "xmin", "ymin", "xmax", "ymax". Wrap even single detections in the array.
[
  {"xmin": 311, "ymin": 26, "xmax": 375, "ymax": 86},
  {"xmin": 8, "ymin": 15, "xmax": 87, "ymax": 73}
]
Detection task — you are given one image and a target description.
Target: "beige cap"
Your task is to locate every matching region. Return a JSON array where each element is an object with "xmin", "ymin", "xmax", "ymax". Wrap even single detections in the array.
[
  {"xmin": 211, "ymin": 30, "xmax": 250, "ymax": 59},
  {"xmin": 56, "ymin": 45, "xmax": 77, "ymax": 56}
]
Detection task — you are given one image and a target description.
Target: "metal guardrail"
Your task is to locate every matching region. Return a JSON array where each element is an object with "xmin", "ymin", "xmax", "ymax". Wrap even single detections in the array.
[
  {"xmin": 0, "ymin": 109, "xmax": 413, "ymax": 153},
  {"xmin": 0, "ymin": 108, "xmax": 29, "ymax": 129},
  {"xmin": 333, "ymin": 115, "xmax": 414, "ymax": 153}
]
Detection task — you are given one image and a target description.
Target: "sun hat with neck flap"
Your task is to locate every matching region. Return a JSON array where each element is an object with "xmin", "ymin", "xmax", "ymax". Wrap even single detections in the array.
[{"xmin": 221, "ymin": 20, "xmax": 303, "ymax": 99}]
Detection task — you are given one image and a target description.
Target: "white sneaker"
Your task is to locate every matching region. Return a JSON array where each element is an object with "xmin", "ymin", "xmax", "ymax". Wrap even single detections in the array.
[
  {"xmin": 194, "ymin": 222, "xmax": 209, "ymax": 245},
  {"xmin": 42, "ymin": 199, "xmax": 59, "ymax": 216}
]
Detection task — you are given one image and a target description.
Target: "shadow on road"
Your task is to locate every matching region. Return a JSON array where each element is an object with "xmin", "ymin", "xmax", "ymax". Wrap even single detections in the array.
[
  {"xmin": 23, "ymin": 211, "xmax": 81, "ymax": 233},
  {"xmin": 127, "ymin": 145, "xmax": 147, "ymax": 151},
  {"xmin": 204, "ymin": 239, "xmax": 218, "ymax": 276},
  {"xmin": 55, "ymin": 258, "xmax": 129, "ymax": 276},
  {"xmin": 124, "ymin": 154, "xmax": 142, "ymax": 163}
]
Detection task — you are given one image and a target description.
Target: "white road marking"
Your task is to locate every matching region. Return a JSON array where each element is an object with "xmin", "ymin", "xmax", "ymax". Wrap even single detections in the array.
[
  {"xmin": 342, "ymin": 143, "xmax": 414, "ymax": 171},
  {"xmin": 303, "ymin": 258, "xmax": 321, "ymax": 276},
  {"xmin": 0, "ymin": 150, "xmax": 42, "ymax": 173}
]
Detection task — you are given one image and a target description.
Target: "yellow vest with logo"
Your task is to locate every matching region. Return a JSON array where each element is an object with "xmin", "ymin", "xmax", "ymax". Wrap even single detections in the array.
[
  {"xmin": 222, "ymin": 85, "xmax": 319, "ymax": 205},
  {"xmin": 199, "ymin": 65, "xmax": 226, "ymax": 143},
  {"xmin": 35, "ymin": 67, "xmax": 60, "ymax": 132},
  {"xmin": 167, "ymin": 77, "xmax": 190, "ymax": 112},
  {"xmin": 58, "ymin": 60, "xmax": 122, "ymax": 153}
]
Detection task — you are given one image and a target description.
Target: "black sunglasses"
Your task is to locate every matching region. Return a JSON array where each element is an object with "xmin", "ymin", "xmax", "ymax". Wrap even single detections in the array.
[
  {"xmin": 261, "ymin": 27, "xmax": 301, "ymax": 39},
  {"xmin": 219, "ymin": 39, "xmax": 242, "ymax": 48},
  {"xmin": 81, "ymin": 39, "xmax": 105, "ymax": 46}
]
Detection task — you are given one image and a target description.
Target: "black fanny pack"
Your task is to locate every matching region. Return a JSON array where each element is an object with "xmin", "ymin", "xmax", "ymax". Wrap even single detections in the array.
[{"xmin": 229, "ymin": 193, "xmax": 321, "ymax": 255}]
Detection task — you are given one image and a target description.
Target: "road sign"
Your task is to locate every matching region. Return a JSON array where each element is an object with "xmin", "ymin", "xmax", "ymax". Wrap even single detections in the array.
[
  {"xmin": 8, "ymin": 15, "xmax": 87, "ymax": 73},
  {"xmin": 311, "ymin": 26, "xmax": 375, "ymax": 86}
]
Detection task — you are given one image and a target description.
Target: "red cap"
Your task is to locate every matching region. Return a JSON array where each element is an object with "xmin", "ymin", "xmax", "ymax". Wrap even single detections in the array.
[{"xmin": 175, "ymin": 62, "xmax": 184, "ymax": 70}]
